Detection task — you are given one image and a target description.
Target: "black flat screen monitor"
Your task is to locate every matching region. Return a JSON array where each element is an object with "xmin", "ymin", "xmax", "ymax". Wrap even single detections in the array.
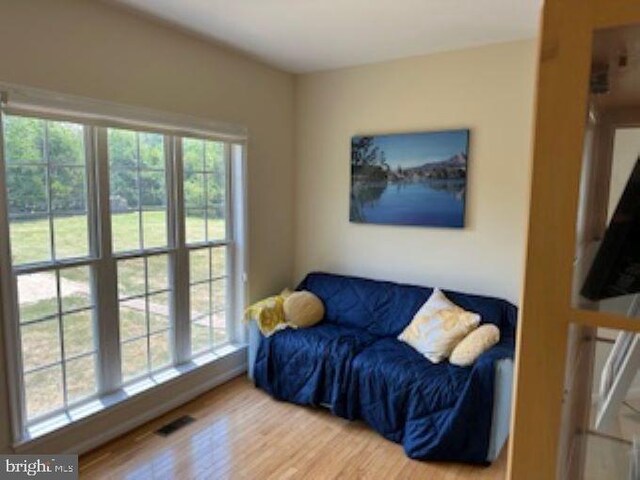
[{"xmin": 581, "ymin": 157, "xmax": 640, "ymax": 301}]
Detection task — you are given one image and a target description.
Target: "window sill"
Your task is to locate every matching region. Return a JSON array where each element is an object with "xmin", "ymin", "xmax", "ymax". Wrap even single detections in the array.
[{"xmin": 15, "ymin": 343, "xmax": 246, "ymax": 450}]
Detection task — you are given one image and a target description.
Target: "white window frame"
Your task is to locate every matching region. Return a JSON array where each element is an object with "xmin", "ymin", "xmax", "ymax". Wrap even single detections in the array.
[
  {"xmin": 105, "ymin": 128, "xmax": 176, "ymax": 388},
  {"xmin": 0, "ymin": 85, "xmax": 248, "ymax": 445},
  {"xmin": 1, "ymin": 118, "xmax": 102, "ymax": 427},
  {"xmin": 181, "ymin": 138, "xmax": 235, "ymax": 355}
]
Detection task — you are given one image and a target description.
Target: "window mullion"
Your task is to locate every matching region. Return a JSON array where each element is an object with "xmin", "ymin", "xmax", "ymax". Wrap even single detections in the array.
[
  {"xmin": 202, "ymin": 141, "xmax": 208, "ymax": 243},
  {"xmin": 54, "ymin": 269, "xmax": 70, "ymax": 408},
  {"xmin": 172, "ymin": 137, "xmax": 191, "ymax": 363},
  {"xmin": 230, "ymin": 143, "xmax": 247, "ymax": 344},
  {"xmin": 224, "ymin": 142, "xmax": 232, "ymax": 244},
  {"xmin": 136, "ymin": 133, "xmax": 144, "ymax": 251},
  {"xmin": 224, "ymin": 143, "xmax": 236, "ymax": 344},
  {"xmin": 144, "ymin": 257, "xmax": 151, "ymax": 374},
  {"xmin": 43, "ymin": 122, "xmax": 56, "ymax": 263},
  {"xmin": 0, "ymin": 109, "xmax": 28, "ymax": 440},
  {"xmin": 93, "ymin": 127, "xmax": 122, "ymax": 394}
]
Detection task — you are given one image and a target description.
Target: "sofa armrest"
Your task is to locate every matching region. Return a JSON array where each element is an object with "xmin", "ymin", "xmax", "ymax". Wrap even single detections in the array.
[
  {"xmin": 486, "ymin": 357, "xmax": 513, "ymax": 462},
  {"xmin": 247, "ymin": 320, "xmax": 261, "ymax": 381}
]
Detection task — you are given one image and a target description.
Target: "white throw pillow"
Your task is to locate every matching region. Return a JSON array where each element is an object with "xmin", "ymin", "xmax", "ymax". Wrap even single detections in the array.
[
  {"xmin": 450, "ymin": 324, "xmax": 500, "ymax": 366},
  {"xmin": 398, "ymin": 289, "xmax": 481, "ymax": 363}
]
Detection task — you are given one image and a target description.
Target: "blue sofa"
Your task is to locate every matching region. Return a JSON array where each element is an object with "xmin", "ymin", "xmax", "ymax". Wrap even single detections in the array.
[{"xmin": 248, "ymin": 272, "xmax": 517, "ymax": 464}]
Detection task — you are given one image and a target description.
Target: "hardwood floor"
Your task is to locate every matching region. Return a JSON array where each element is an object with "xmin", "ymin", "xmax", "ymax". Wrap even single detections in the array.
[{"xmin": 80, "ymin": 376, "xmax": 507, "ymax": 479}]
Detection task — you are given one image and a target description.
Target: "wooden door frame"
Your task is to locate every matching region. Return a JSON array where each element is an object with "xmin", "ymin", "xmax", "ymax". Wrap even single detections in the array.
[{"xmin": 508, "ymin": 2, "xmax": 640, "ymax": 479}]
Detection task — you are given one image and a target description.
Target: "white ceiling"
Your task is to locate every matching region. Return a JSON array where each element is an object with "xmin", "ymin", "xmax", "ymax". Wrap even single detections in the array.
[{"xmin": 113, "ymin": 0, "xmax": 542, "ymax": 73}]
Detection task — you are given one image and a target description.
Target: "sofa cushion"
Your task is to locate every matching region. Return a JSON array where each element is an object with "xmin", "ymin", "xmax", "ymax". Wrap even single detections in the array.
[
  {"xmin": 340, "ymin": 338, "xmax": 468, "ymax": 433},
  {"xmin": 341, "ymin": 337, "xmax": 504, "ymax": 462},
  {"xmin": 299, "ymin": 272, "xmax": 432, "ymax": 337},
  {"xmin": 298, "ymin": 272, "xmax": 517, "ymax": 339},
  {"xmin": 253, "ymin": 323, "xmax": 375, "ymax": 407}
]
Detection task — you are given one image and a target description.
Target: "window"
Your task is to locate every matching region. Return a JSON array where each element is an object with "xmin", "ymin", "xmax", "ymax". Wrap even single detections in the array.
[
  {"xmin": 189, "ymin": 246, "xmax": 229, "ymax": 353},
  {"xmin": 108, "ymin": 128, "xmax": 173, "ymax": 382},
  {"xmin": 0, "ymin": 106, "xmax": 245, "ymax": 438},
  {"xmin": 183, "ymin": 137, "xmax": 231, "ymax": 353},
  {"xmin": 109, "ymin": 129, "xmax": 168, "ymax": 252},
  {"xmin": 5, "ymin": 117, "xmax": 98, "ymax": 422}
]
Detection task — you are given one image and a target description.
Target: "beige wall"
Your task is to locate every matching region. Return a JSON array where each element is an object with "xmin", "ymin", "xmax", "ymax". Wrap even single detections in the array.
[
  {"xmin": 294, "ymin": 40, "xmax": 536, "ymax": 304},
  {"xmin": 0, "ymin": 0, "xmax": 295, "ymax": 452}
]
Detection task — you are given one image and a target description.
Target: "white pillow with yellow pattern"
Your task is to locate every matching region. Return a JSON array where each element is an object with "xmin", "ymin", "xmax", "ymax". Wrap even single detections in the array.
[{"xmin": 398, "ymin": 288, "xmax": 481, "ymax": 363}]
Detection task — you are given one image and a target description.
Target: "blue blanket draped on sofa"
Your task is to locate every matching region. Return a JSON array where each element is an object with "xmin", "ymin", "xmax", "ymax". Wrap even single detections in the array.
[{"xmin": 253, "ymin": 272, "xmax": 517, "ymax": 463}]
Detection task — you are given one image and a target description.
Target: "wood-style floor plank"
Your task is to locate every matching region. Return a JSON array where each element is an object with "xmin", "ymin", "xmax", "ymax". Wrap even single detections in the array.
[{"xmin": 80, "ymin": 376, "xmax": 506, "ymax": 479}]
